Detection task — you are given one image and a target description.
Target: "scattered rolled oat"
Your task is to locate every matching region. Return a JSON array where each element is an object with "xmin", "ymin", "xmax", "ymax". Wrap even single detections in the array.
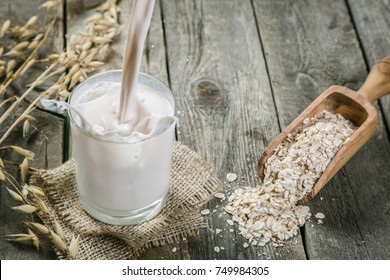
[
  {"xmin": 172, "ymin": 247, "xmax": 177, "ymax": 253},
  {"xmin": 243, "ymin": 242, "xmax": 249, "ymax": 248},
  {"xmin": 315, "ymin": 212, "xmax": 325, "ymax": 219},
  {"xmin": 226, "ymin": 173, "xmax": 238, "ymax": 182},
  {"xmin": 224, "ymin": 110, "xmax": 355, "ymax": 247},
  {"xmin": 200, "ymin": 209, "xmax": 210, "ymax": 215},
  {"xmin": 215, "ymin": 229, "xmax": 223, "ymax": 234},
  {"xmin": 214, "ymin": 192, "xmax": 226, "ymax": 199},
  {"xmin": 214, "ymin": 246, "xmax": 220, "ymax": 253},
  {"xmin": 226, "ymin": 219, "xmax": 234, "ymax": 226}
]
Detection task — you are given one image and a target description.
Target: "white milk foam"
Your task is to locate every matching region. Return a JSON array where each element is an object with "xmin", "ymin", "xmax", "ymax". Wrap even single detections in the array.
[
  {"xmin": 68, "ymin": 0, "xmax": 174, "ymax": 143},
  {"xmin": 71, "ymin": 81, "xmax": 175, "ymax": 143}
]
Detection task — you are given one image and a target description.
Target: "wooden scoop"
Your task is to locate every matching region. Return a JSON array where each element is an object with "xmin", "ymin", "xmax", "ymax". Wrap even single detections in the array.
[{"xmin": 258, "ymin": 57, "xmax": 390, "ymax": 204}]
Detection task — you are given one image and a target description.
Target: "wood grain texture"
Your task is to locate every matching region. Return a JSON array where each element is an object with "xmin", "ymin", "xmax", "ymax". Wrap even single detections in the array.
[
  {"xmin": 2, "ymin": 0, "xmax": 389, "ymax": 260},
  {"xmin": 161, "ymin": 0, "xmax": 306, "ymax": 259},
  {"xmin": 253, "ymin": 0, "xmax": 390, "ymax": 259},
  {"xmin": 347, "ymin": 0, "xmax": 390, "ymax": 126},
  {"xmin": 0, "ymin": 0, "xmax": 64, "ymax": 259},
  {"xmin": 0, "ymin": 106, "xmax": 63, "ymax": 260}
]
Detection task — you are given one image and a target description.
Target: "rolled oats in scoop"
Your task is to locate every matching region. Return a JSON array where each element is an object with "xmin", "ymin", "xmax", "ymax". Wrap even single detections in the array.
[{"xmin": 224, "ymin": 110, "xmax": 356, "ymax": 247}]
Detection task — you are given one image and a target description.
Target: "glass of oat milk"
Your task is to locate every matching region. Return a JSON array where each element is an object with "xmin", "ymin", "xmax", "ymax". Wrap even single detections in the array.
[{"xmin": 68, "ymin": 70, "xmax": 176, "ymax": 225}]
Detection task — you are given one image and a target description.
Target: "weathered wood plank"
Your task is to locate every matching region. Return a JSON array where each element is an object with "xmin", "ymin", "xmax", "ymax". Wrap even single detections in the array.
[
  {"xmin": 0, "ymin": 0, "xmax": 64, "ymax": 260},
  {"xmin": 2, "ymin": 0, "xmax": 388, "ymax": 261},
  {"xmin": 253, "ymin": 0, "xmax": 390, "ymax": 259},
  {"xmin": 162, "ymin": 0, "xmax": 306, "ymax": 259},
  {"xmin": 347, "ymin": 0, "xmax": 390, "ymax": 135},
  {"xmin": 0, "ymin": 106, "xmax": 63, "ymax": 260}
]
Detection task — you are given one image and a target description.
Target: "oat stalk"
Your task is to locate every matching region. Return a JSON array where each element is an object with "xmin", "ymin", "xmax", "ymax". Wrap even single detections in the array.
[
  {"xmin": 0, "ymin": 64, "xmax": 57, "ymax": 144},
  {"xmin": 0, "ymin": 18, "xmax": 56, "ymax": 96},
  {"xmin": 1, "ymin": 0, "xmax": 122, "ymax": 259},
  {"xmin": 0, "ymin": 0, "xmax": 122, "ymax": 145}
]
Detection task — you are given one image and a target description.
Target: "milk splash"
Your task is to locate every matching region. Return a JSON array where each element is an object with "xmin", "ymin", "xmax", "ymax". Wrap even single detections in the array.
[{"xmin": 48, "ymin": 0, "xmax": 176, "ymax": 143}]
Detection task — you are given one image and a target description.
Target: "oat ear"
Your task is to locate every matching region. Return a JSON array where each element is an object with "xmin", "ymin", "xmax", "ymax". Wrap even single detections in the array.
[{"xmin": 1, "ymin": 0, "xmax": 122, "ymax": 260}]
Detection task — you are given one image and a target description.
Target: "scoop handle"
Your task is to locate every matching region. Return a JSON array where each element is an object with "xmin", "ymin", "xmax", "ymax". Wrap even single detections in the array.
[{"xmin": 358, "ymin": 56, "xmax": 390, "ymax": 103}]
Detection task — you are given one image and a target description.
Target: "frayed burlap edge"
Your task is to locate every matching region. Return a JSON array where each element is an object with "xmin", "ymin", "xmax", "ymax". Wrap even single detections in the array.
[{"xmin": 30, "ymin": 142, "xmax": 222, "ymax": 259}]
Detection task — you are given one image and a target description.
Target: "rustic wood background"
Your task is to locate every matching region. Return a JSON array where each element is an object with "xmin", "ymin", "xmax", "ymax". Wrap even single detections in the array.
[{"xmin": 1, "ymin": 0, "xmax": 389, "ymax": 260}]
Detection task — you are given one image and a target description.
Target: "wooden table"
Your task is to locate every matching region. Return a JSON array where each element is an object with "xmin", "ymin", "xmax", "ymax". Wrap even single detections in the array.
[{"xmin": 1, "ymin": 0, "xmax": 389, "ymax": 260}]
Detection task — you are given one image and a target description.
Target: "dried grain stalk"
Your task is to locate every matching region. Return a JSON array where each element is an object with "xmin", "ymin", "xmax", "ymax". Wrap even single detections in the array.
[
  {"xmin": 0, "ymin": 0, "xmax": 122, "ymax": 145},
  {"xmin": 0, "ymin": 0, "xmax": 122, "ymax": 259}
]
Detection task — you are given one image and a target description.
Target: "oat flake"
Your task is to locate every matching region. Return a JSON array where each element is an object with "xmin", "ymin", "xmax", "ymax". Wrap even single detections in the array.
[
  {"xmin": 224, "ymin": 110, "xmax": 355, "ymax": 247},
  {"xmin": 214, "ymin": 192, "xmax": 226, "ymax": 199},
  {"xmin": 226, "ymin": 173, "xmax": 238, "ymax": 182},
  {"xmin": 315, "ymin": 212, "xmax": 325, "ymax": 219}
]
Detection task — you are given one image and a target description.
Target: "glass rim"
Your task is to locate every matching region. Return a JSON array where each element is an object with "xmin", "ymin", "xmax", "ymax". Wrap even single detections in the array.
[{"xmin": 68, "ymin": 70, "xmax": 176, "ymax": 145}]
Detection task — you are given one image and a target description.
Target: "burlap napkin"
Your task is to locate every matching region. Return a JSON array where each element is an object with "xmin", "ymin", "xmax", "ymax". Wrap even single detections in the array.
[{"xmin": 30, "ymin": 141, "xmax": 222, "ymax": 259}]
